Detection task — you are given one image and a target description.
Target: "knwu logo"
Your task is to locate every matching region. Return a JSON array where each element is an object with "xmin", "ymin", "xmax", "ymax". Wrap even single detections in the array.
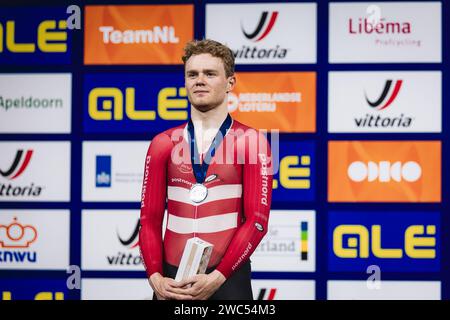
[
  {"xmin": 0, "ymin": 217, "xmax": 38, "ymax": 263},
  {"xmin": 241, "ymin": 11, "xmax": 278, "ymax": 42},
  {"xmin": 348, "ymin": 161, "xmax": 421, "ymax": 183},
  {"xmin": 0, "ymin": 150, "xmax": 33, "ymax": 180}
]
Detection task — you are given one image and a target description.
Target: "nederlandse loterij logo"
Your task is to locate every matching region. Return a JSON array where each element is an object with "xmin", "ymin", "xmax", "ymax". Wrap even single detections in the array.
[
  {"xmin": 0, "ymin": 150, "xmax": 33, "ymax": 180},
  {"xmin": 0, "ymin": 217, "xmax": 38, "ymax": 264},
  {"xmin": 241, "ymin": 11, "xmax": 279, "ymax": 42}
]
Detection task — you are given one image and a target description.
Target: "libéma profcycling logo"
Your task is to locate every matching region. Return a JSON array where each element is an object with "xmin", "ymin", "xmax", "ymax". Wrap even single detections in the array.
[{"xmin": 241, "ymin": 11, "xmax": 279, "ymax": 42}]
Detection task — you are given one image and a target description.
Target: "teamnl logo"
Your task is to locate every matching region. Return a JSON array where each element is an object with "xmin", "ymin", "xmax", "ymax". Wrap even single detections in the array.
[
  {"xmin": 0, "ymin": 217, "xmax": 38, "ymax": 264},
  {"xmin": 107, "ymin": 219, "xmax": 142, "ymax": 266},
  {"xmin": 236, "ymin": 11, "xmax": 288, "ymax": 60},
  {"xmin": 0, "ymin": 149, "xmax": 43, "ymax": 198},
  {"xmin": 356, "ymin": 79, "xmax": 413, "ymax": 129}
]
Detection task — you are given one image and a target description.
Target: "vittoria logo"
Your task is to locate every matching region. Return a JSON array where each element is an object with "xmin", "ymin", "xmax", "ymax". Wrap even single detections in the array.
[
  {"xmin": 106, "ymin": 219, "xmax": 141, "ymax": 266},
  {"xmin": 0, "ymin": 217, "xmax": 38, "ymax": 264},
  {"xmin": 241, "ymin": 11, "xmax": 279, "ymax": 42},
  {"xmin": 365, "ymin": 80, "xmax": 402, "ymax": 111},
  {"xmin": 117, "ymin": 220, "xmax": 139, "ymax": 249},
  {"xmin": 0, "ymin": 150, "xmax": 33, "ymax": 180},
  {"xmin": 0, "ymin": 149, "xmax": 43, "ymax": 198},
  {"xmin": 257, "ymin": 288, "xmax": 277, "ymax": 300},
  {"xmin": 355, "ymin": 79, "xmax": 412, "ymax": 129},
  {"xmin": 235, "ymin": 10, "xmax": 287, "ymax": 60}
]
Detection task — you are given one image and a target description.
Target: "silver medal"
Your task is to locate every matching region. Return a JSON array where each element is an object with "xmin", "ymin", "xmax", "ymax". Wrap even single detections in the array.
[{"xmin": 190, "ymin": 183, "xmax": 208, "ymax": 203}]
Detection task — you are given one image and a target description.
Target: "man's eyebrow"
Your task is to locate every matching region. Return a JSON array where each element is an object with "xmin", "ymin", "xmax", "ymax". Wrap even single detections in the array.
[{"xmin": 186, "ymin": 68, "xmax": 219, "ymax": 73}]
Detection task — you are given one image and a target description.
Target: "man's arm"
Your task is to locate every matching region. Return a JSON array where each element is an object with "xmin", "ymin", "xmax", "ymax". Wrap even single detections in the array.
[
  {"xmin": 139, "ymin": 133, "xmax": 193, "ymax": 300},
  {"xmin": 215, "ymin": 131, "xmax": 273, "ymax": 278}
]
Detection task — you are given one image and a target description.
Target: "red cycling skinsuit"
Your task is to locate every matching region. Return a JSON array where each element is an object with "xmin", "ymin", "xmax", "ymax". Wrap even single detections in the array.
[{"xmin": 139, "ymin": 116, "xmax": 273, "ymax": 286}]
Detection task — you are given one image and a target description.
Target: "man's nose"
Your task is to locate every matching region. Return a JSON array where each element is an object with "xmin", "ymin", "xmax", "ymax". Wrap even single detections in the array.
[{"xmin": 195, "ymin": 73, "xmax": 206, "ymax": 85}]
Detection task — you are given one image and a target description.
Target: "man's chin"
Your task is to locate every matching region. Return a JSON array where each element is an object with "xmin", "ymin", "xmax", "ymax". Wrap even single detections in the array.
[{"xmin": 192, "ymin": 103, "xmax": 217, "ymax": 113}]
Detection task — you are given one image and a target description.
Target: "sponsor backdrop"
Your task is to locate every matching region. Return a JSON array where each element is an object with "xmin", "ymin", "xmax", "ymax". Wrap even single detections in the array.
[{"xmin": 0, "ymin": 0, "xmax": 448, "ymax": 300}]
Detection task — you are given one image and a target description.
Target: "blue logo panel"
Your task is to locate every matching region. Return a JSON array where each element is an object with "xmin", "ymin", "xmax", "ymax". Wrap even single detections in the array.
[
  {"xmin": 328, "ymin": 211, "xmax": 440, "ymax": 272},
  {"xmin": 0, "ymin": 8, "xmax": 72, "ymax": 64},
  {"xmin": 83, "ymin": 73, "xmax": 189, "ymax": 133},
  {"xmin": 96, "ymin": 155, "xmax": 111, "ymax": 188},
  {"xmin": 272, "ymin": 140, "xmax": 315, "ymax": 202},
  {"xmin": 0, "ymin": 279, "xmax": 69, "ymax": 300}
]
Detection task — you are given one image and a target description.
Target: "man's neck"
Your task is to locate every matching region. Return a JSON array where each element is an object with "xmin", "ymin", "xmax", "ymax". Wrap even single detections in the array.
[
  {"xmin": 190, "ymin": 104, "xmax": 229, "ymax": 154},
  {"xmin": 190, "ymin": 104, "xmax": 229, "ymax": 132}
]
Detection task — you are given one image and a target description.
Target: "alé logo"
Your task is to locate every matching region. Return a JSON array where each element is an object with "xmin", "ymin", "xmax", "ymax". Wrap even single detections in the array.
[
  {"xmin": 0, "ymin": 149, "xmax": 43, "ymax": 198},
  {"xmin": 241, "ymin": 11, "xmax": 279, "ymax": 42},
  {"xmin": 0, "ymin": 217, "xmax": 38, "ymax": 264},
  {"xmin": 236, "ymin": 11, "xmax": 287, "ymax": 60},
  {"xmin": 356, "ymin": 79, "xmax": 412, "ymax": 128},
  {"xmin": 257, "ymin": 288, "xmax": 277, "ymax": 300},
  {"xmin": 107, "ymin": 219, "xmax": 141, "ymax": 266}
]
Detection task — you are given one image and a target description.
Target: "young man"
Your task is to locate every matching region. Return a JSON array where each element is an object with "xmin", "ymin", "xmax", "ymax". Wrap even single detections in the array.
[{"xmin": 139, "ymin": 39, "xmax": 273, "ymax": 300}]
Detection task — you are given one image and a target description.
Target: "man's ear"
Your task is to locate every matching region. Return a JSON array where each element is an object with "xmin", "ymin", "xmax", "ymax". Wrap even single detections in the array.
[{"xmin": 226, "ymin": 75, "xmax": 236, "ymax": 93}]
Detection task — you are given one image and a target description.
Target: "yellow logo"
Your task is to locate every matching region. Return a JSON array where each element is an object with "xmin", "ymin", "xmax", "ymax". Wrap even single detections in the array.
[
  {"xmin": 88, "ymin": 87, "xmax": 188, "ymax": 121},
  {"xmin": 2, "ymin": 291, "xmax": 64, "ymax": 300},
  {"xmin": 0, "ymin": 20, "xmax": 67, "ymax": 53},
  {"xmin": 333, "ymin": 224, "xmax": 436, "ymax": 259},
  {"xmin": 273, "ymin": 155, "xmax": 310, "ymax": 189}
]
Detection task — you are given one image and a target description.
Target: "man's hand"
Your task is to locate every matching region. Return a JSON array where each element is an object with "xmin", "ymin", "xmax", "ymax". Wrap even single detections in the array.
[
  {"xmin": 149, "ymin": 273, "xmax": 193, "ymax": 300},
  {"xmin": 176, "ymin": 270, "xmax": 226, "ymax": 300}
]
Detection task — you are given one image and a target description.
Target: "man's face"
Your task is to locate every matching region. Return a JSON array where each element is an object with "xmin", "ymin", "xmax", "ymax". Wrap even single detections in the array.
[{"xmin": 185, "ymin": 53, "xmax": 234, "ymax": 113}]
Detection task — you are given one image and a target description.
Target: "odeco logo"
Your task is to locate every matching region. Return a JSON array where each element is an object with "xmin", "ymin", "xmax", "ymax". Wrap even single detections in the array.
[
  {"xmin": 328, "ymin": 141, "xmax": 441, "ymax": 202},
  {"xmin": 347, "ymin": 161, "xmax": 421, "ymax": 182}
]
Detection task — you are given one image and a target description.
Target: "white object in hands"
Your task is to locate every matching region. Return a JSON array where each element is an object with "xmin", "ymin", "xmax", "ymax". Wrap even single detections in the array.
[{"xmin": 175, "ymin": 237, "xmax": 214, "ymax": 282}]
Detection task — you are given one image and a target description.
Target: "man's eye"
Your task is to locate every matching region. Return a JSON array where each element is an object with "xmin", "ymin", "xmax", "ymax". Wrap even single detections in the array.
[{"xmin": 207, "ymin": 73, "xmax": 215, "ymax": 77}]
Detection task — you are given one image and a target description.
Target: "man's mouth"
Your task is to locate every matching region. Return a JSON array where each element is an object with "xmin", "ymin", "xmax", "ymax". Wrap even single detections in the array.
[{"xmin": 194, "ymin": 90, "xmax": 209, "ymax": 94}]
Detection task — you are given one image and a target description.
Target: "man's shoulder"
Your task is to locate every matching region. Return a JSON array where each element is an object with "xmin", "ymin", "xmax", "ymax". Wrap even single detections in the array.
[
  {"xmin": 152, "ymin": 122, "xmax": 186, "ymax": 140},
  {"xmin": 231, "ymin": 119, "xmax": 267, "ymax": 139}
]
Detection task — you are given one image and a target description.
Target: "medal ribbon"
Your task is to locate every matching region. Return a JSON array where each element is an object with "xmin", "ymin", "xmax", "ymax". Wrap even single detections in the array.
[{"xmin": 187, "ymin": 114, "xmax": 232, "ymax": 184}]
